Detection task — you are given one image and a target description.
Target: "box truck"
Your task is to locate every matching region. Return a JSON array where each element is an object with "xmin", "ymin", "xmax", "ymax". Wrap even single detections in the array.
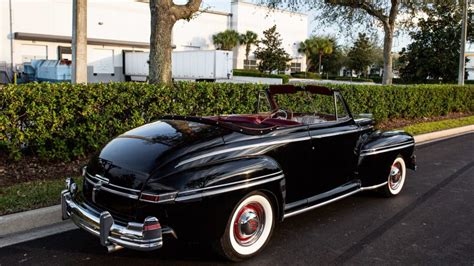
[{"xmin": 124, "ymin": 50, "xmax": 233, "ymax": 82}]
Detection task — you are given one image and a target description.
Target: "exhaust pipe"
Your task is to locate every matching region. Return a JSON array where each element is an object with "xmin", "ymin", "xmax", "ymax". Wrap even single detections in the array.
[{"xmin": 106, "ymin": 244, "xmax": 124, "ymax": 253}]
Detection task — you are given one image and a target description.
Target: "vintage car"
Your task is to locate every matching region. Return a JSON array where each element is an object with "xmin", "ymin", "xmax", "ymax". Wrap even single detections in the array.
[{"xmin": 61, "ymin": 85, "xmax": 416, "ymax": 261}]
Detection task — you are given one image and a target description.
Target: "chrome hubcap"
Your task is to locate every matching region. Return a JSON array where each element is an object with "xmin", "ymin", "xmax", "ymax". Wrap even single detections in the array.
[
  {"xmin": 233, "ymin": 202, "xmax": 265, "ymax": 246},
  {"xmin": 389, "ymin": 162, "xmax": 403, "ymax": 190}
]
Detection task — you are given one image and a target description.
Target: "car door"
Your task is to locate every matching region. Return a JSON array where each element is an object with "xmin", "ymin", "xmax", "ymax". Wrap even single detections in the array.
[
  {"xmin": 307, "ymin": 93, "xmax": 362, "ymax": 196},
  {"xmin": 264, "ymin": 125, "xmax": 315, "ymax": 203}
]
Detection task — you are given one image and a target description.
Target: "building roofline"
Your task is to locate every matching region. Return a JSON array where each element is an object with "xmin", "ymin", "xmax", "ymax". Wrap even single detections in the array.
[
  {"xmin": 201, "ymin": 9, "xmax": 232, "ymax": 17},
  {"xmin": 14, "ymin": 32, "xmax": 152, "ymax": 49}
]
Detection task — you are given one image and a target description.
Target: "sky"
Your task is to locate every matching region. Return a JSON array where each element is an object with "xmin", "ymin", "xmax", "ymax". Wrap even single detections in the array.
[{"xmin": 191, "ymin": 0, "xmax": 412, "ymax": 52}]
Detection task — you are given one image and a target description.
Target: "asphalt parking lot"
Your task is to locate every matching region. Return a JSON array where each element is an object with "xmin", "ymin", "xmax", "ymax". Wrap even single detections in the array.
[{"xmin": 1, "ymin": 133, "xmax": 473, "ymax": 265}]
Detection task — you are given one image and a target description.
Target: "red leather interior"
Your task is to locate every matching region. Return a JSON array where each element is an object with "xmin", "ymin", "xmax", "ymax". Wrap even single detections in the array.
[
  {"xmin": 207, "ymin": 115, "xmax": 302, "ymax": 129},
  {"xmin": 221, "ymin": 116, "xmax": 262, "ymax": 124},
  {"xmin": 260, "ymin": 118, "xmax": 301, "ymax": 126}
]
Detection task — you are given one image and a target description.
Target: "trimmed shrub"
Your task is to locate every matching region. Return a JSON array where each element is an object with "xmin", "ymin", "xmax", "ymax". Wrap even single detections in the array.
[
  {"xmin": 0, "ymin": 82, "xmax": 263, "ymax": 160},
  {"xmin": 291, "ymin": 72, "xmax": 321, "ymax": 80},
  {"xmin": 325, "ymin": 76, "xmax": 374, "ymax": 83},
  {"xmin": 1, "ymin": 82, "xmax": 472, "ymax": 160},
  {"xmin": 233, "ymin": 69, "xmax": 290, "ymax": 84}
]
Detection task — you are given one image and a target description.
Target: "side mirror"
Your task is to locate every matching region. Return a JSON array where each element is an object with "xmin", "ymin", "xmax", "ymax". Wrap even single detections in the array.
[{"xmin": 355, "ymin": 113, "xmax": 374, "ymax": 126}]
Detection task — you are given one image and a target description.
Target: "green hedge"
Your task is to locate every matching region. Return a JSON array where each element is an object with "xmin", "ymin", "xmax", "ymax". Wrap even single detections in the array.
[
  {"xmin": 233, "ymin": 69, "xmax": 290, "ymax": 84},
  {"xmin": 291, "ymin": 72, "xmax": 321, "ymax": 80},
  {"xmin": 370, "ymin": 76, "xmax": 474, "ymax": 85},
  {"xmin": 1, "ymin": 82, "xmax": 473, "ymax": 160},
  {"xmin": 325, "ymin": 76, "xmax": 374, "ymax": 83},
  {"xmin": 0, "ymin": 82, "xmax": 263, "ymax": 160}
]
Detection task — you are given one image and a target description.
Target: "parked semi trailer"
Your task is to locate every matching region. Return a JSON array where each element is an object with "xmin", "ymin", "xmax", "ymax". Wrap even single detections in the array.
[{"xmin": 124, "ymin": 50, "xmax": 233, "ymax": 82}]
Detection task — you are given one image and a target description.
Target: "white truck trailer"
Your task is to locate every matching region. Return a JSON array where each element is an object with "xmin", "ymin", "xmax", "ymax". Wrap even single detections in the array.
[{"xmin": 124, "ymin": 50, "xmax": 233, "ymax": 82}]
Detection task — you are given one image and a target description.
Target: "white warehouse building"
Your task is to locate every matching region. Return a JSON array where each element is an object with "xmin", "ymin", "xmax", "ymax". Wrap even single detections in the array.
[{"xmin": 0, "ymin": 0, "xmax": 308, "ymax": 83}]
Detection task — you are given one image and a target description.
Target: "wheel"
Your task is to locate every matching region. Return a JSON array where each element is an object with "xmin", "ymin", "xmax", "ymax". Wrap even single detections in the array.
[
  {"xmin": 380, "ymin": 156, "xmax": 407, "ymax": 197},
  {"xmin": 215, "ymin": 191, "xmax": 275, "ymax": 261}
]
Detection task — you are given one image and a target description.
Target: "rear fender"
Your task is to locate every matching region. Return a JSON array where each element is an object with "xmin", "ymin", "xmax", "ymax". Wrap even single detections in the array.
[
  {"xmin": 357, "ymin": 130, "xmax": 416, "ymax": 186},
  {"xmin": 142, "ymin": 156, "xmax": 285, "ymax": 240}
]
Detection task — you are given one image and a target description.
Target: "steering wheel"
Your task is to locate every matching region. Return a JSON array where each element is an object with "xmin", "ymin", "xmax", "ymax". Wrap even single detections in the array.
[{"xmin": 271, "ymin": 109, "xmax": 293, "ymax": 120}]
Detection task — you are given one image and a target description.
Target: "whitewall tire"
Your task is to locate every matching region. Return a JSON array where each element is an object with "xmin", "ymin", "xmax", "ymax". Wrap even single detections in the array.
[
  {"xmin": 381, "ymin": 156, "xmax": 407, "ymax": 197},
  {"xmin": 216, "ymin": 192, "xmax": 275, "ymax": 261}
]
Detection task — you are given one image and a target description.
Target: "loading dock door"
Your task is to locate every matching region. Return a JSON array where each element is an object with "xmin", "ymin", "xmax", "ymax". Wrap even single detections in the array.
[{"xmin": 89, "ymin": 48, "xmax": 114, "ymax": 74}]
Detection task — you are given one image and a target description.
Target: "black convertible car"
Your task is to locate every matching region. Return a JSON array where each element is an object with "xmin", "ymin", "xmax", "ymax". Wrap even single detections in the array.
[{"xmin": 61, "ymin": 85, "xmax": 416, "ymax": 261}]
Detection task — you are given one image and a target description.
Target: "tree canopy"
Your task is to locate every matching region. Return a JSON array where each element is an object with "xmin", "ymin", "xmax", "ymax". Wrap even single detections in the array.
[
  {"xmin": 254, "ymin": 25, "xmax": 291, "ymax": 73},
  {"xmin": 298, "ymin": 36, "xmax": 334, "ymax": 73},
  {"xmin": 259, "ymin": 0, "xmax": 434, "ymax": 84},
  {"xmin": 212, "ymin": 30, "xmax": 240, "ymax": 51},
  {"xmin": 239, "ymin": 31, "xmax": 259, "ymax": 61},
  {"xmin": 347, "ymin": 33, "xmax": 377, "ymax": 77},
  {"xmin": 320, "ymin": 39, "xmax": 349, "ymax": 76},
  {"xmin": 399, "ymin": 3, "xmax": 473, "ymax": 83}
]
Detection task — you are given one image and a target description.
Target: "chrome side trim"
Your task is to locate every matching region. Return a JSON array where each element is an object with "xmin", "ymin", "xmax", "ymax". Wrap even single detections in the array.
[
  {"xmin": 284, "ymin": 181, "xmax": 388, "ymax": 218},
  {"xmin": 360, "ymin": 143, "xmax": 415, "ymax": 156},
  {"xmin": 175, "ymin": 127, "xmax": 366, "ymax": 168},
  {"xmin": 284, "ymin": 189, "xmax": 360, "ymax": 218},
  {"xmin": 175, "ymin": 174, "xmax": 284, "ymax": 202},
  {"xmin": 178, "ymin": 171, "xmax": 284, "ymax": 195},
  {"xmin": 360, "ymin": 181, "xmax": 387, "ymax": 191},
  {"xmin": 175, "ymin": 137, "xmax": 311, "ymax": 168},
  {"xmin": 311, "ymin": 128, "xmax": 362, "ymax": 139},
  {"xmin": 361, "ymin": 141, "xmax": 414, "ymax": 153}
]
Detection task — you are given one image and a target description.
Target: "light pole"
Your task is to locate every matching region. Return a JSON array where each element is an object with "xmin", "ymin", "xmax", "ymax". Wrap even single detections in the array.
[{"xmin": 458, "ymin": 0, "xmax": 468, "ymax": 85}]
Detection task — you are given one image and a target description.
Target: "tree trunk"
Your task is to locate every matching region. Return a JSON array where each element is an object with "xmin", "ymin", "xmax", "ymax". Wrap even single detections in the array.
[
  {"xmin": 149, "ymin": 4, "xmax": 174, "ymax": 85},
  {"xmin": 149, "ymin": 0, "xmax": 202, "ymax": 85},
  {"xmin": 381, "ymin": 23, "xmax": 394, "ymax": 85},
  {"xmin": 306, "ymin": 56, "xmax": 311, "ymax": 73},
  {"xmin": 318, "ymin": 52, "xmax": 322, "ymax": 74},
  {"xmin": 246, "ymin": 44, "xmax": 250, "ymax": 61}
]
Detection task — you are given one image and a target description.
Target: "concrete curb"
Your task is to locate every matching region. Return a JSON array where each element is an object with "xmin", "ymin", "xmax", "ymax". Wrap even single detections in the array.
[
  {"xmin": 414, "ymin": 124, "xmax": 474, "ymax": 144},
  {"xmin": 0, "ymin": 124, "xmax": 473, "ymax": 246},
  {"xmin": 0, "ymin": 205, "xmax": 63, "ymax": 237}
]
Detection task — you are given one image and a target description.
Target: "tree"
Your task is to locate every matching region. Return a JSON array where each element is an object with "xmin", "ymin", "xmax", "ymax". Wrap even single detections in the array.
[
  {"xmin": 254, "ymin": 25, "xmax": 291, "ymax": 73},
  {"xmin": 239, "ymin": 31, "xmax": 259, "ymax": 61},
  {"xmin": 149, "ymin": 0, "xmax": 202, "ymax": 85},
  {"xmin": 298, "ymin": 36, "xmax": 334, "ymax": 73},
  {"xmin": 399, "ymin": 3, "xmax": 473, "ymax": 83},
  {"xmin": 347, "ymin": 33, "xmax": 376, "ymax": 77},
  {"xmin": 212, "ymin": 30, "xmax": 240, "ymax": 51},
  {"xmin": 320, "ymin": 41, "xmax": 349, "ymax": 76},
  {"xmin": 260, "ymin": 0, "xmax": 432, "ymax": 85}
]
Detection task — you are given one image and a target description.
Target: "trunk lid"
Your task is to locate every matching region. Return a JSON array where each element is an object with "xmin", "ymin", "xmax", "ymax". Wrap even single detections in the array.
[{"xmin": 82, "ymin": 119, "xmax": 229, "ymax": 220}]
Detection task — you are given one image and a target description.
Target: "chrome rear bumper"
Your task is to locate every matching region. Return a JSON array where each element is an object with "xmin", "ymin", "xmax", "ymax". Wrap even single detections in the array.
[{"xmin": 61, "ymin": 182, "xmax": 174, "ymax": 251}]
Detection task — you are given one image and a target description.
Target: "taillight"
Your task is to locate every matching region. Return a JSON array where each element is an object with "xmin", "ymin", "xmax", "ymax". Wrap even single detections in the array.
[{"xmin": 139, "ymin": 191, "xmax": 177, "ymax": 203}]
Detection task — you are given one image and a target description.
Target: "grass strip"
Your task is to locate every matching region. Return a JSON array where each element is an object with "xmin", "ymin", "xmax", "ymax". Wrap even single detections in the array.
[
  {"xmin": 401, "ymin": 115, "xmax": 474, "ymax": 135},
  {"xmin": 0, "ymin": 177, "xmax": 82, "ymax": 216}
]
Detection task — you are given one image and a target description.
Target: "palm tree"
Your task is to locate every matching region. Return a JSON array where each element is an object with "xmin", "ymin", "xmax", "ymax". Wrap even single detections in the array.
[
  {"xmin": 212, "ymin": 30, "xmax": 240, "ymax": 51},
  {"xmin": 299, "ymin": 37, "xmax": 334, "ymax": 74},
  {"xmin": 298, "ymin": 39, "xmax": 315, "ymax": 73},
  {"xmin": 239, "ymin": 31, "xmax": 259, "ymax": 61}
]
